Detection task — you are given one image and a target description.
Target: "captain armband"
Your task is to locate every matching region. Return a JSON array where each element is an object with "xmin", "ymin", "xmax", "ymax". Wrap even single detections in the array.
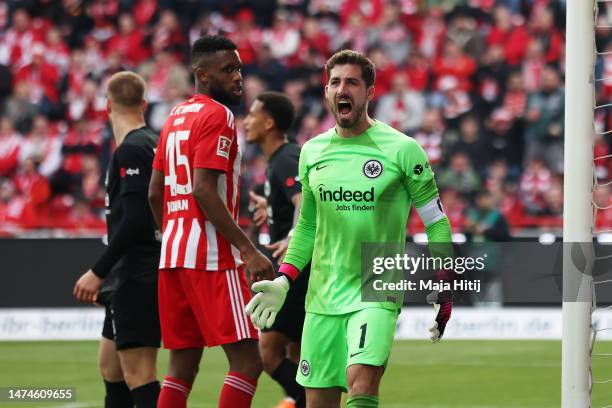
[{"xmin": 416, "ymin": 196, "xmax": 446, "ymax": 226}]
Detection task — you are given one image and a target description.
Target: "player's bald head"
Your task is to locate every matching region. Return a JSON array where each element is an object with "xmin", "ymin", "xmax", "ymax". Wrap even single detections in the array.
[{"xmin": 191, "ymin": 35, "xmax": 238, "ymax": 70}]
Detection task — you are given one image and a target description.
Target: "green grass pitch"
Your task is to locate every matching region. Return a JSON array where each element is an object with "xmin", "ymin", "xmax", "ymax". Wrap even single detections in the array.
[{"xmin": 0, "ymin": 340, "xmax": 611, "ymax": 407}]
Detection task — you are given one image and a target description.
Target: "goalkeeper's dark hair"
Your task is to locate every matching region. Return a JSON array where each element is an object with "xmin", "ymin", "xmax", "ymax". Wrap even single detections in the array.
[
  {"xmin": 325, "ymin": 49, "xmax": 376, "ymax": 88},
  {"xmin": 256, "ymin": 92, "xmax": 295, "ymax": 133},
  {"xmin": 191, "ymin": 35, "xmax": 237, "ymax": 69}
]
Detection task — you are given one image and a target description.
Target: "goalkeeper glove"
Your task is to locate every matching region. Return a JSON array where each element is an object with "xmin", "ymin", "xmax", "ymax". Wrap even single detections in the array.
[
  {"xmin": 426, "ymin": 289, "xmax": 453, "ymax": 342},
  {"xmin": 245, "ymin": 275, "xmax": 290, "ymax": 330}
]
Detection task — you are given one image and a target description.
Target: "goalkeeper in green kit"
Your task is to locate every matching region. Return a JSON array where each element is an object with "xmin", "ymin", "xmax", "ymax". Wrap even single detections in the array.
[{"xmin": 246, "ymin": 50, "xmax": 453, "ymax": 408}]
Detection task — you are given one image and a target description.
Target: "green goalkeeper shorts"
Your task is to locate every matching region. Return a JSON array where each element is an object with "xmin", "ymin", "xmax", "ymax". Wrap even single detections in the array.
[{"xmin": 296, "ymin": 307, "xmax": 398, "ymax": 391}]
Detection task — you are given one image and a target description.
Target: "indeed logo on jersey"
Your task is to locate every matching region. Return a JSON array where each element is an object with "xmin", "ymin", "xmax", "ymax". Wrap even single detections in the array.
[{"xmin": 317, "ymin": 185, "xmax": 375, "ymax": 211}]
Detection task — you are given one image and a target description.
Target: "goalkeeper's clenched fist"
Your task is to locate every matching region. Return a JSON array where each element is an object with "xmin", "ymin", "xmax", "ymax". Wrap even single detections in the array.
[{"xmin": 245, "ymin": 275, "xmax": 290, "ymax": 329}]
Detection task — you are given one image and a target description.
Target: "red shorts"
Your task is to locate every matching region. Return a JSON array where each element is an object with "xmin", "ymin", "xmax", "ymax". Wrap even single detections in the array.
[{"xmin": 158, "ymin": 266, "xmax": 258, "ymax": 349}]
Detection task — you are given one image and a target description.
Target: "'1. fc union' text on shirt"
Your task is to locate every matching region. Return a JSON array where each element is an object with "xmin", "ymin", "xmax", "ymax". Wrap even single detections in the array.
[{"xmin": 153, "ymin": 94, "xmax": 243, "ymax": 271}]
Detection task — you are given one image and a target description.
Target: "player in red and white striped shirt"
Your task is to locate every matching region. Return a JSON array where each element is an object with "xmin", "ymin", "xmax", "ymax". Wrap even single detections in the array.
[{"xmin": 148, "ymin": 36, "xmax": 274, "ymax": 408}]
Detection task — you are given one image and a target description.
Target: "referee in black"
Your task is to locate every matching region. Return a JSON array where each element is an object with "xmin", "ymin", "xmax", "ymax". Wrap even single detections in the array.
[
  {"xmin": 73, "ymin": 71, "xmax": 161, "ymax": 408},
  {"xmin": 245, "ymin": 92, "xmax": 309, "ymax": 408}
]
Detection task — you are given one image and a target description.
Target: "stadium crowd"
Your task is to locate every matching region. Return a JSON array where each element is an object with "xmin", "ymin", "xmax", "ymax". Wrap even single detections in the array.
[{"xmin": 0, "ymin": 0, "xmax": 610, "ymax": 237}]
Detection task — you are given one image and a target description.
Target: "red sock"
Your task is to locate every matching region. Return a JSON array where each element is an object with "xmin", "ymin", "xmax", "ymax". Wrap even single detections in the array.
[
  {"xmin": 158, "ymin": 376, "xmax": 192, "ymax": 408},
  {"xmin": 219, "ymin": 371, "xmax": 257, "ymax": 408}
]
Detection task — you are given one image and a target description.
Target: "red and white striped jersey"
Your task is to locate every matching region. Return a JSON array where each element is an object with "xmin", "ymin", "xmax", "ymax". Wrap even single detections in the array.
[{"xmin": 153, "ymin": 94, "xmax": 243, "ymax": 271}]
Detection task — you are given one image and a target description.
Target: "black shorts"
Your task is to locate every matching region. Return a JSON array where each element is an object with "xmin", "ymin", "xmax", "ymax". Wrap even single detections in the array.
[
  {"xmin": 101, "ymin": 280, "xmax": 161, "ymax": 350},
  {"xmin": 263, "ymin": 266, "xmax": 310, "ymax": 342}
]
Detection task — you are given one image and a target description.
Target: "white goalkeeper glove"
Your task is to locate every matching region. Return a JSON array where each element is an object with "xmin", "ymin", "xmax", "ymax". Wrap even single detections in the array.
[{"xmin": 245, "ymin": 276, "xmax": 290, "ymax": 330}]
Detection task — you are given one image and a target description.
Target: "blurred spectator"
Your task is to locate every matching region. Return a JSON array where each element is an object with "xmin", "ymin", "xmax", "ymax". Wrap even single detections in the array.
[
  {"xmin": 296, "ymin": 113, "xmax": 323, "ymax": 146},
  {"xmin": 370, "ymin": 2, "xmax": 411, "ymax": 65},
  {"xmin": 486, "ymin": 108, "xmax": 524, "ymax": 176},
  {"xmin": 448, "ymin": 114, "xmax": 489, "ymax": 175},
  {"xmin": 432, "ymin": 40, "xmax": 476, "ymax": 92},
  {"xmin": 542, "ymin": 175, "xmax": 563, "ymax": 217},
  {"xmin": 525, "ymin": 65, "xmax": 564, "ymax": 172},
  {"xmin": 522, "ymin": 38, "xmax": 546, "ymax": 92},
  {"xmin": 413, "ymin": 108, "xmax": 445, "ymax": 166},
  {"xmin": 262, "ymin": 9, "xmax": 300, "ymax": 62},
  {"xmin": 404, "ymin": 51, "xmax": 430, "ymax": 92},
  {"xmin": 0, "ymin": 117, "xmax": 21, "ymax": 177},
  {"xmin": 61, "ymin": 119, "xmax": 101, "ymax": 176},
  {"xmin": 0, "ymin": 63, "xmax": 11, "ymax": 114},
  {"xmin": 12, "ymin": 157, "xmax": 51, "ymax": 228},
  {"xmin": 151, "ymin": 9, "xmax": 186, "ymax": 60},
  {"xmin": 298, "ymin": 17, "xmax": 331, "ymax": 59},
  {"xmin": 446, "ymin": 7, "xmax": 484, "ymax": 59},
  {"xmin": 416, "ymin": 7, "xmax": 446, "ymax": 59},
  {"xmin": 529, "ymin": 6, "xmax": 563, "ymax": 64},
  {"xmin": 0, "ymin": 8, "xmax": 43, "ymax": 69},
  {"xmin": 189, "ymin": 13, "xmax": 222, "ymax": 46},
  {"xmin": 5, "ymin": 81, "xmax": 38, "ymax": 134},
  {"xmin": 0, "ymin": 178, "xmax": 35, "ymax": 230},
  {"xmin": 436, "ymin": 76, "xmax": 472, "ymax": 124},
  {"xmin": 465, "ymin": 190, "xmax": 511, "ymax": 242},
  {"xmin": 438, "ymin": 151, "xmax": 481, "ymax": 196},
  {"xmin": 594, "ymin": 185, "xmax": 612, "ymax": 230},
  {"xmin": 14, "ymin": 43, "xmax": 62, "ymax": 118},
  {"xmin": 147, "ymin": 78, "xmax": 190, "ymax": 132},
  {"xmin": 105, "ymin": 13, "xmax": 150, "ymax": 68},
  {"xmin": 83, "ymin": 36, "xmax": 107, "ymax": 77},
  {"xmin": 19, "ymin": 115, "xmax": 62, "ymax": 178},
  {"xmin": 65, "ymin": 49, "xmax": 93, "ymax": 102},
  {"xmin": 86, "ymin": 0, "xmax": 119, "ymax": 44},
  {"xmin": 473, "ymin": 45, "xmax": 509, "ymax": 117},
  {"xmin": 79, "ymin": 154, "xmax": 104, "ymax": 207},
  {"xmin": 243, "ymin": 45, "xmax": 288, "ymax": 91},
  {"xmin": 593, "ymin": 132, "xmax": 610, "ymax": 181},
  {"xmin": 227, "ymin": 9, "xmax": 263, "ymax": 66},
  {"xmin": 14, "ymin": 157, "xmax": 51, "ymax": 207},
  {"xmin": 375, "ymin": 71, "xmax": 425, "ymax": 133},
  {"xmin": 599, "ymin": 42, "xmax": 612, "ymax": 99},
  {"xmin": 335, "ymin": 10, "xmax": 369, "ymax": 53},
  {"xmin": 44, "ymin": 26, "xmax": 71, "ymax": 74},
  {"xmin": 67, "ymin": 78, "xmax": 107, "ymax": 123},
  {"xmin": 50, "ymin": 119, "xmax": 101, "ymax": 197},
  {"xmin": 439, "ymin": 188, "xmax": 467, "ymax": 232},
  {"xmin": 133, "ymin": 0, "xmax": 158, "ymax": 27},
  {"xmin": 340, "ymin": 0, "xmax": 383, "ymax": 26},
  {"xmin": 139, "ymin": 48, "xmax": 190, "ymax": 104},
  {"xmin": 519, "ymin": 157, "xmax": 552, "ymax": 214},
  {"xmin": 501, "ymin": 70, "xmax": 528, "ymax": 120},
  {"xmin": 368, "ymin": 47, "xmax": 397, "ymax": 97},
  {"xmin": 487, "ymin": 5, "xmax": 529, "ymax": 65},
  {"xmin": 243, "ymin": 76, "xmax": 267, "ymax": 114}
]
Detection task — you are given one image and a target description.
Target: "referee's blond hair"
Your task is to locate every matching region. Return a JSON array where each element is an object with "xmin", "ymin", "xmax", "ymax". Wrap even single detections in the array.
[{"xmin": 106, "ymin": 71, "xmax": 146, "ymax": 108}]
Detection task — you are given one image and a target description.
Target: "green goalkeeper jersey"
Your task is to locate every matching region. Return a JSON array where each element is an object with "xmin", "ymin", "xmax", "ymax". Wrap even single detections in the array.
[{"xmin": 283, "ymin": 120, "xmax": 450, "ymax": 315}]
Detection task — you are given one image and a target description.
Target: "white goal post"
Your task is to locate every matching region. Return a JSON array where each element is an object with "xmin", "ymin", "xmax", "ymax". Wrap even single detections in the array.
[{"xmin": 562, "ymin": 0, "xmax": 596, "ymax": 407}]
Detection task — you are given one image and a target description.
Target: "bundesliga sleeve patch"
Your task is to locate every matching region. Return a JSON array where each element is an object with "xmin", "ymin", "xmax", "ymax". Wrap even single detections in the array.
[
  {"xmin": 285, "ymin": 177, "xmax": 296, "ymax": 187},
  {"xmin": 217, "ymin": 136, "xmax": 231, "ymax": 159}
]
